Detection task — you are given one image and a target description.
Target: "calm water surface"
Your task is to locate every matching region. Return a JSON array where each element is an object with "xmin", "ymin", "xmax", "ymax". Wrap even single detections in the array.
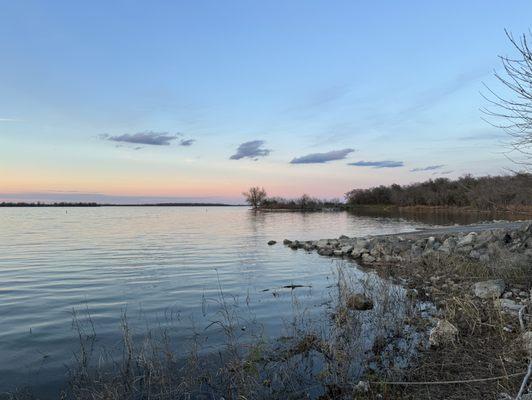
[{"xmin": 0, "ymin": 207, "xmax": 487, "ymax": 395}]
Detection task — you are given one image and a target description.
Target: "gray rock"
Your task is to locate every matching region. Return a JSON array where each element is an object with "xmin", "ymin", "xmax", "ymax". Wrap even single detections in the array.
[
  {"xmin": 340, "ymin": 245, "xmax": 354, "ymax": 254},
  {"xmin": 267, "ymin": 240, "xmax": 276, "ymax": 246},
  {"xmin": 426, "ymin": 236, "xmax": 436, "ymax": 250},
  {"xmin": 469, "ymin": 249, "xmax": 482, "ymax": 259},
  {"xmin": 289, "ymin": 241, "xmax": 300, "ymax": 250},
  {"xmin": 361, "ymin": 253, "xmax": 376, "ymax": 263},
  {"xmin": 429, "ymin": 319, "xmax": 458, "ymax": 347},
  {"xmin": 521, "ymin": 221, "xmax": 532, "ymax": 234},
  {"xmin": 438, "ymin": 237, "xmax": 457, "ymax": 254},
  {"xmin": 351, "ymin": 245, "xmax": 369, "ymax": 258},
  {"xmin": 473, "ymin": 279, "xmax": 505, "ymax": 299},
  {"xmin": 411, "ymin": 245, "xmax": 423, "ymax": 257},
  {"xmin": 457, "ymin": 232, "xmax": 477, "ymax": 247},
  {"xmin": 346, "ymin": 293, "xmax": 373, "ymax": 311},
  {"xmin": 283, "ymin": 239, "xmax": 292, "ymax": 245},
  {"xmin": 316, "ymin": 239, "xmax": 329, "ymax": 248},
  {"xmin": 317, "ymin": 247, "xmax": 333, "ymax": 256},
  {"xmin": 495, "ymin": 298, "xmax": 523, "ymax": 315}
]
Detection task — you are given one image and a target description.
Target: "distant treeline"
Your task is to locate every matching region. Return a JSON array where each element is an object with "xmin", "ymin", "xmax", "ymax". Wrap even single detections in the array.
[
  {"xmin": 0, "ymin": 202, "xmax": 236, "ymax": 207},
  {"xmin": 261, "ymin": 195, "xmax": 343, "ymax": 211},
  {"xmin": 345, "ymin": 173, "xmax": 532, "ymax": 211},
  {"xmin": 0, "ymin": 202, "xmax": 101, "ymax": 207}
]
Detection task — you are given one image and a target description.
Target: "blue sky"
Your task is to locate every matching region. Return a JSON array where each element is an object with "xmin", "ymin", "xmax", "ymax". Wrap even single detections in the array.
[{"xmin": 0, "ymin": 1, "xmax": 530, "ymax": 203}]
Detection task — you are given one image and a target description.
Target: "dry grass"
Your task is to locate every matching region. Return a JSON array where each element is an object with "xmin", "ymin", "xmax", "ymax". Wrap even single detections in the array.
[{"xmin": 365, "ymin": 252, "xmax": 531, "ymax": 400}]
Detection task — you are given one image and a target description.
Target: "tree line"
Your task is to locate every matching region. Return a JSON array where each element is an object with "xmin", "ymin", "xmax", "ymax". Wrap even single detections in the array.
[
  {"xmin": 345, "ymin": 173, "xmax": 532, "ymax": 211},
  {"xmin": 242, "ymin": 187, "xmax": 342, "ymax": 210},
  {"xmin": 244, "ymin": 173, "xmax": 531, "ymax": 212}
]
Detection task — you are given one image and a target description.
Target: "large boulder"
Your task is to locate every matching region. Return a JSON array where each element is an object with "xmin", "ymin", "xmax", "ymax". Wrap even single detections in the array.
[
  {"xmin": 346, "ymin": 293, "xmax": 374, "ymax": 311},
  {"xmin": 429, "ymin": 319, "xmax": 458, "ymax": 347},
  {"xmin": 473, "ymin": 279, "xmax": 505, "ymax": 299},
  {"xmin": 340, "ymin": 245, "xmax": 354, "ymax": 254},
  {"xmin": 316, "ymin": 239, "xmax": 329, "ymax": 248},
  {"xmin": 351, "ymin": 240, "xmax": 369, "ymax": 258},
  {"xmin": 318, "ymin": 247, "xmax": 334, "ymax": 256},
  {"xmin": 457, "ymin": 232, "xmax": 477, "ymax": 247},
  {"xmin": 361, "ymin": 253, "xmax": 376, "ymax": 263}
]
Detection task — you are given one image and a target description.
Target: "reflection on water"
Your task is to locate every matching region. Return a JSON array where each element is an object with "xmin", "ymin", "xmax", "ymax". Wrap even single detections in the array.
[
  {"xmin": 0, "ymin": 207, "xmax": 494, "ymax": 396},
  {"xmin": 347, "ymin": 206, "xmax": 526, "ymax": 226}
]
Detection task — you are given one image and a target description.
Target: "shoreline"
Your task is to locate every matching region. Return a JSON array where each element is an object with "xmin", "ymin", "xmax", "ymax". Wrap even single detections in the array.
[{"xmin": 281, "ymin": 220, "xmax": 532, "ymax": 398}]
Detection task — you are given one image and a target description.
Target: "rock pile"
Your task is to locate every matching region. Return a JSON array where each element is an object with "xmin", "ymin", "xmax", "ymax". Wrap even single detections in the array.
[{"xmin": 283, "ymin": 221, "xmax": 532, "ymax": 265}]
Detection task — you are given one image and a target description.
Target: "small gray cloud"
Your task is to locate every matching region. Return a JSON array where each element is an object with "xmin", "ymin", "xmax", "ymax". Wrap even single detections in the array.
[
  {"xmin": 348, "ymin": 160, "xmax": 404, "ymax": 168},
  {"xmin": 410, "ymin": 164, "xmax": 445, "ymax": 172},
  {"xmin": 101, "ymin": 131, "xmax": 195, "ymax": 147},
  {"xmin": 102, "ymin": 131, "xmax": 179, "ymax": 146},
  {"xmin": 290, "ymin": 148, "xmax": 355, "ymax": 164},
  {"xmin": 179, "ymin": 139, "xmax": 195, "ymax": 146},
  {"xmin": 230, "ymin": 140, "xmax": 271, "ymax": 160}
]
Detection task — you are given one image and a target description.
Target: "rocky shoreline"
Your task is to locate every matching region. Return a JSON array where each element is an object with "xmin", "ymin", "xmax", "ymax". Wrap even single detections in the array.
[
  {"xmin": 282, "ymin": 221, "xmax": 532, "ymax": 312},
  {"xmin": 281, "ymin": 220, "xmax": 532, "ymax": 395},
  {"xmin": 282, "ymin": 220, "xmax": 532, "ymax": 264}
]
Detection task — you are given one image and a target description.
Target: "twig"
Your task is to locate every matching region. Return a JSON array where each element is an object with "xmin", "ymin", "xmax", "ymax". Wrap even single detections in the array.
[
  {"xmin": 516, "ymin": 361, "xmax": 532, "ymax": 400},
  {"xmin": 370, "ymin": 372, "xmax": 526, "ymax": 386},
  {"xmin": 519, "ymin": 305, "xmax": 528, "ymax": 332}
]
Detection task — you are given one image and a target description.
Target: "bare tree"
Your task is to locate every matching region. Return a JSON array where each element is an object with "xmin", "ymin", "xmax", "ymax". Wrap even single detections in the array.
[
  {"xmin": 483, "ymin": 30, "xmax": 532, "ymax": 165},
  {"xmin": 242, "ymin": 187, "xmax": 267, "ymax": 209}
]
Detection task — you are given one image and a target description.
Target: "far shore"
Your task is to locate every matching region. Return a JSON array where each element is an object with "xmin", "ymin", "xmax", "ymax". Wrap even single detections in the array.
[{"xmin": 0, "ymin": 202, "xmax": 246, "ymax": 207}]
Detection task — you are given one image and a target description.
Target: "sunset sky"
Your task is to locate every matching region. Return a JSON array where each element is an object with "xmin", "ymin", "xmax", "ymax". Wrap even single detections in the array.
[{"xmin": 1, "ymin": 1, "xmax": 531, "ymax": 203}]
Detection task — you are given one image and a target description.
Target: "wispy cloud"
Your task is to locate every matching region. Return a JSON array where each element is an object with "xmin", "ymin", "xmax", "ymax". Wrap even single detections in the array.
[
  {"xmin": 363, "ymin": 69, "xmax": 488, "ymax": 129},
  {"xmin": 410, "ymin": 164, "xmax": 445, "ymax": 172},
  {"xmin": 402, "ymin": 69, "xmax": 487, "ymax": 115},
  {"xmin": 459, "ymin": 132, "xmax": 505, "ymax": 141},
  {"xmin": 0, "ymin": 118, "xmax": 20, "ymax": 122},
  {"xmin": 230, "ymin": 140, "xmax": 271, "ymax": 160},
  {"xmin": 285, "ymin": 84, "xmax": 350, "ymax": 117},
  {"xmin": 101, "ymin": 131, "xmax": 195, "ymax": 147},
  {"xmin": 348, "ymin": 160, "xmax": 404, "ymax": 168},
  {"xmin": 290, "ymin": 148, "xmax": 355, "ymax": 164},
  {"xmin": 179, "ymin": 139, "xmax": 195, "ymax": 146},
  {"xmin": 304, "ymin": 85, "xmax": 350, "ymax": 109}
]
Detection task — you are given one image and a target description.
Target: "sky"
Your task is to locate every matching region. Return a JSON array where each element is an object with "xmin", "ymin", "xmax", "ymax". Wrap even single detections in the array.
[{"xmin": 1, "ymin": 1, "xmax": 531, "ymax": 203}]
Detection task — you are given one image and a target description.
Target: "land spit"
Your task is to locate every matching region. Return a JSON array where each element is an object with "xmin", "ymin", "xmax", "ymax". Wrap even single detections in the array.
[{"xmin": 283, "ymin": 220, "xmax": 532, "ymax": 315}]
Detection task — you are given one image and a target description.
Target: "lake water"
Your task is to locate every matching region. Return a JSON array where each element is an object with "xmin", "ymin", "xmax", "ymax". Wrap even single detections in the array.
[{"xmin": 0, "ymin": 207, "xmax": 493, "ymax": 396}]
